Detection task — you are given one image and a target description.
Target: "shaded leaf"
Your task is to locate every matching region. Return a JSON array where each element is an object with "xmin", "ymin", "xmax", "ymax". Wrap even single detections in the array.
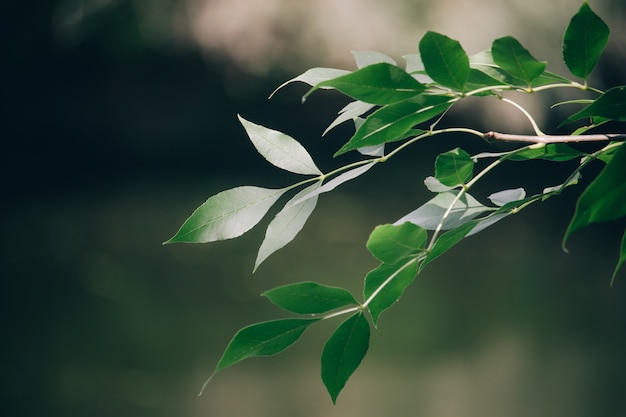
[
  {"xmin": 508, "ymin": 143, "xmax": 583, "ymax": 161},
  {"xmin": 366, "ymin": 223, "xmax": 427, "ymax": 264},
  {"xmin": 563, "ymin": 2, "xmax": 610, "ymax": 80},
  {"xmin": 304, "ymin": 63, "xmax": 426, "ymax": 105},
  {"xmin": 561, "ymin": 86, "xmax": 626, "ymax": 125},
  {"xmin": 352, "ymin": 50, "xmax": 397, "ymax": 68},
  {"xmin": 612, "ymin": 229, "xmax": 626, "ymax": 286},
  {"xmin": 322, "ymin": 313, "xmax": 370, "ymax": 403},
  {"xmin": 165, "ymin": 186, "xmax": 287, "ymax": 243},
  {"xmin": 420, "ymin": 221, "xmax": 478, "ymax": 272},
  {"xmin": 270, "ymin": 68, "xmax": 349, "ymax": 98},
  {"xmin": 263, "ymin": 281, "xmax": 357, "ymax": 314},
  {"xmin": 419, "ymin": 31, "xmax": 470, "ymax": 92},
  {"xmin": 363, "ymin": 260, "xmax": 419, "ymax": 325},
  {"xmin": 254, "ymin": 183, "xmax": 321, "ymax": 271},
  {"xmin": 435, "ymin": 147, "xmax": 474, "ymax": 186},
  {"xmin": 491, "ymin": 36, "xmax": 546, "ymax": 85},
  {"xmin": 239, "ymin": 115, "xmax": 322, "ymax": 175}
]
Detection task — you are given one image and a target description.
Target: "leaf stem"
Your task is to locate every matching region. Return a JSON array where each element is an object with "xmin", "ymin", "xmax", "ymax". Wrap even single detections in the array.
[
  {"xmin": 483, "ymin": 132, "xmax": 626, "ymax": 143},
  {"xmin": 501, "ymin": 97, "xmax": 545, "ymax": 135},
  {"xmin": 362, "ymin": 257, "xmax": 420, "ymax": 308}
]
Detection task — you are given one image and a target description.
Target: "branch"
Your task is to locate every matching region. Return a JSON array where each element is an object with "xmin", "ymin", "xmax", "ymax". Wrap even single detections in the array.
[{"xmin": 483, "ymin": 132, "xmax": 626, "ymax": 144}]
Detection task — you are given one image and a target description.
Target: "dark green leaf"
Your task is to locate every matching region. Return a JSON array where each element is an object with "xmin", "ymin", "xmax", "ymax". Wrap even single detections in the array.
[
  {"xmin": 420, "ymin": 221, "xmax": 478, "ymax": 272},
  {"xmin": 419, "ymin": 31, "xmax": 470, "ymax": 92},
  {"xmin": 321, "ymin": 313, "xmax": 370, "ymax": 403},
  {"xmin": 561, "ymin": 86, "xmax": 626, "ymax": 125},
  {"xmin": 508, "ymin": 143, "xmax": 583, "ymax": 161},
  {"xmin": 165, "ymin": 186, "xmax": 287, "ymax": 244},
  {"xmin": 304, "ymin": 63, "xmax": 426, "ymax": 105},
  {"xmin": 263, "ymin": 282, "xmax": 357, "ymax": 314},
  {"xmin": 612, "ymin": 229, "xmax": 626, "ymax": 286},
  {"xmin": 366, "ymin": 223, "xmax": 427, "ymax": 264},
  {"xmin": 564, "ymin": 143, "xmax": 626, "ymax": 246},
  {"xmin": 215, "ymin": 318, "xmax": 319, "ymax": 374},
  {"xmin": 435, "ymin": 147, "xmax": 474, "ymax": 186},
  {"xmin": 563, "ymin": 2, "xmax": 610, "ymax": 80},
  {"xmin": 363, "ymin": 260, "xmax": 419, "ymax": 325},
  {"xmin": 491, "ymin": 36, "xmax": 546, "ymax": 85}
]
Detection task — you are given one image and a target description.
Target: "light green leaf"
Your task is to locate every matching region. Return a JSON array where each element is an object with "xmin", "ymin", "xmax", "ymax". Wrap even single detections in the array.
[
  {"xmin": 165, "ymin": 186, "xmax": 287, "ymax": 243},
  {"xmin": 419, "ymin": 31, "xmax": 470, "ymax": 92},
  {"xmin": 561, "ymin": 86, "xmax": 626, "ymax": 125},
  {"xmin": 352, "ymin": 50, "xmax": 397, "ymax": 68},
  {"xmin": 488, "ymin": 188, "xmax": 526, "ymax": 206},
  {"xmin": 366, "ymin": 223, "xmax": 427, "ymax": 264},
  {"xmin": 323, "ymin": 101, "xmax": 375, "ymax": 136},
  {"xmin": 304, "ymin": 63, "xmax": 426, "ymax": 105},
  {"xmin": 563, "ymin": 2, "xmax": 609, "ymax": 80},
  {"xmin": 269, "ymin": 68, "xmax": 350, "ymax": 98},
  {"xmin": 564, "ymin": 143, "xmax": 626, "ymax": 247},
  {"xmin": 254, "ymin": 183, "xmax": 321, "ymax": 271},
  {"xmin": 214, "ymin": 318, "xmax": 319, "ymax": 375},
  {"xmin": 321, "ymin": 313, "xmax": 370, "ymax": 403},
  {"xmin": 491, "ymin": 36, "xmax": 547, "ymax": 85},
  {"xmin": 363, "ymin": 260, "xmax": 419, "ymax": 325},
  {"xmin": 263, "ymin": 282, "xmax": 357, "ymax": 314},
  {"xmin": 611, "ymin": 229, "xmax": 626, "ymax": 286},
  {"xmin": 395, "ymin": 191, "xmax": 490, "ymax": 230},
  {"xmin": 435, "ymin": 147, "xmax": 474, "ymax": 186},
  {"xmin": 334, "ymin": 95, "xmax": 451, "ymax": 155},
  {"xmin": 424, "ymin": 176, "xmax": 457, "ymax": 192},
  {"xmin": 238, "ymin": 116, "xmax": 322, "ymax": 175},
  {"xmin": 420, "ymin": 221, "xmax": 478, "ymax": 272}
]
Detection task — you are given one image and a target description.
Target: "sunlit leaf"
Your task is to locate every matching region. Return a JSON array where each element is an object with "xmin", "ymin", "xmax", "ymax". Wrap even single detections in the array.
[
  {"xmin": 304, "ymin": 63, "xmax": 426, "ymax": 105},
  {"xmin": 563, "ymin": 2, "xmax": 609, "ymax": 80},
  {"xmin": 435, "ymin": 148, "xmax": 474, "ymax": 186},
  {"xmin": 403, "ymin": 54, "xmax": 433, "ymax": 83},
  {"xmin": 270, "ymin": 68, "xmax": 350, "ymax": 98},
  {"xmin": 394, "ymin": 191, "xmax": 490, "ymax": 230},
  {"xmin": 561, "ymin": 86, "xmax": 626, "ymax": 125},
  {"xmin": 363, "ymin": 260, "xmax": 419, "ymax": 325},
  {"xmin": 238, "ymin": 116, "xmax": 322, "ymax": 175},
  {"xmin": 366, "ymin": 222, "xmax": 427, "ymax": 264},
  {"xmin": 165, "ymin": 186, "xmax": 287, "ymax": 243},
  {"xmin": 491, "ymin": 36, "xmax": 546, "ymax": 85},
  {"xmin": 420, "ymin": 221, "xmax": 477, "ymax": 272},
  {"xmin": 254, "ymin": 183, "xmax": 321, "ymax": 271},
  {"xmin": 323, "ymin": 101, "xmax": 375, "ymax": 136},
  {"xmin": 358, "ymin": 144, "xmax": 385, "ymax": 157},
  {"xmin": 321, "ymin": 313, "xmax": 370, "ymax": 403},
  {"xmin": 488, "ymin": 188, "xmax": 526, "ymax": 206},
  {"xmin": 424, "ymin": 176, "xmax": 457, "ymax": 192},
  {"xmin": 564, "ymin": 143, "xmax": 626, "ymax": 247},
  {"xmin": 611, "ymin": 229, "xmax": 626, "ymax": 286},
  {"xmin": 419, "ymin": 31, "xmax": 470, "ymax": 92},
  {"xmin": 352, "ymin": 50, "xmax": 397, "ymax": 68},
  {"xmin": 263, "ymin": 282, "xmax": 357, "ymax": 314}
]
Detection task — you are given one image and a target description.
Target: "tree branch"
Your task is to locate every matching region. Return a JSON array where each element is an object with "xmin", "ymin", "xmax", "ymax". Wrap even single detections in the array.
[{"xmin": 483, "ymin": 132, "xmax": 626, "ymax": 144}]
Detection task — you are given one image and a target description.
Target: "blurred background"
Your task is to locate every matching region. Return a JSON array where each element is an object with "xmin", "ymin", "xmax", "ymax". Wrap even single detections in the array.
[{"xmin": 2, "ymin": 0, "xmax": 626, "ymax": 416}]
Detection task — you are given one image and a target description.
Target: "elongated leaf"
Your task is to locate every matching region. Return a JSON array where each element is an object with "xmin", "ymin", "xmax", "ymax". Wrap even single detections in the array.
[
  {"xmin": 352, "ymin": 50, "xmax": 397, "ymax": 68},
  {"xmin": 323, "ymin": 101, "xmax": 375, "ymax": 136},
  {"xmin": 285, "ymin": 161, "xmax": 378, "ymax": 208},
  {"xmin": 215, "ymin": 318, "xmax": 319, "ymax": 374},
  {"xmin": 366, "ymin": 223, "xmax": 427, "ymax": 264},
  {"xmin": 508, "ymin": 143, "xmax": 583, "ymax": 161},
  {"xmin": 254, "ymin": 183, "xmax": 321, "ymax": 271},
  {"xmin": 488, "ymin": 188, "xmax": 526, "ymax": 206},
  {"xmin": 269, "ymin": 68, "xmax": 350, "ymax": 98},
  {"xmin": 165, "ymin": 186, "xmax": 287, "ymax": 243},
  {"xmin": 304, "ymin": 63, "xmax": 426, "ymax": 105},
  {"xmin": 491, "ymin": 36, "xmax": 546, "ymax": 85},
  {"xmin": 563, "ymin": 2, "xmax": 609, "ymax": 80},
  {"xmin": 561, "ymin": 86, "xmax": 626, "ymax": 125},
  {"xmin": 420, "ymin": 221, "xmax": 478, "ymax": 272},
  {"xmin": 363, "ymin": 260, "xmax": 419, "ymax": 325},
  {"xmin": 239, "ymin": 116, "xmax": 322, "ymax": 175},
  {"xmin": 263, "ymin": 282, "xmax": 357, "ymax": 314},
  {"xmin": 612, "ymin": 229, "xmax": 626, "ymax": 286},
  {"xmin": 394, "ymin": 191, "xmax": 490, "ymax": 230},
  {"xmin": 435, "ymin": 148, "xmax": 474, "ymax": 186},
  {"xmin": 564, "ymin": 143, "xmax": 626, "ymax": 247},
  {"xmin": 419, "ymin": 31, "xmax": 470, "ymax": 92},
  {"xmin": 334, "ymin": 95, "xmax": 451, "ymax": 155},
  {"xmin": 321, "ymin": 313, "xmax": 370, "ymax": 403}
]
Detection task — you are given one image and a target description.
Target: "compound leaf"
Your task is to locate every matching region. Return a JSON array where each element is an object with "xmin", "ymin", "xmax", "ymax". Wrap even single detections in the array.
[
  {"xmin": 263, "ymin": 281, "xmax": 357, "ymax": 314},
  {"xmin": 419, "ymin": 31, "xmax": 470, "ymax": 92},
  {"xmin": 491, "ymin": 36, "xmax": 546, "ymax": 85},
  {"xmin": 366, "ymin": 223, "xmax": 427, "ymax": 264}
]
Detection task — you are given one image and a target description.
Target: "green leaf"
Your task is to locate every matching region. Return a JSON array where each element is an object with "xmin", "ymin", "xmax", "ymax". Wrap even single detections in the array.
[
  {"xmin": 491, "ymin": 36, "xmax": 546, "ymax": 85},
  {"xmin": 611, "ymin": 229, "xmax": 626, "ymax": 286},
  {"xmin": 321, "ymin": 313, "xmax": 370, "ymax": 403},
  {"xmin": 363, "ymin": 260, "xmax": 419, "ymax": 325},
  {"xmin": 238, "ymin": 116, "xmax": 322, "ymax": 176},
  {"xmin": 435, "ymin": 147, "xmax": 475, "ymax": 186},
  {"xmin": 488, "ymin": 188, "xmax": 526, "ymax": 206},
  {"xmin": 304, "ymin": 63, "xmax": 427, "ymax": 105},
  {"xmin": 165, "ymin": 186, "xmax": 287, "ymax": 244},
  {"xmin": 352, "ymin": 50, "xmax": 397, "ymax": 68},
  {"xmin": 561, "ymin": 86, "xmax": 626, "ymax": 125},
  {"xmin": 420, "ymin": 221, "xmax": 478, "ymax": 272},
  {"xmin": 214, "ymin": 318, "xmax": 319, "ymax": 375},
  {"xmin": 323, "ymin": 101, "xmax": 375, "ymax": 136},
  {"xmin": 419, "ymin": 31, "xmax": 470, "ymax": 92},
  {"xmin": 335, "ymin": 95, "xmax": 451, "ymax": 155},
  {"xmin": 395, "ymin": 191, "xmax": 490, "ymax": 230},
  {"xmin": 366, "ymin": 223, "xmax": 427, "ymax": 264},
  {"xmin": 564, "ymin": 143, "xmax": 626, "ymax": 247},
  {"xmin": 263, "ymin": 282, "xmax": 357, "ymax": 314},
  {"xmin": 254, "ymin": 183, "xmax": 320, "ymax": 271},
  {"xmin": 563, "ymin": 2, "xmax": 610, "ymax": 80},
  {"xmin": 508, "ymin": 143, "xmax": 583, "ymax": 161},
  {"xmin": 270, "ymin": 68, "xmax": 350, "ymax": 98}
]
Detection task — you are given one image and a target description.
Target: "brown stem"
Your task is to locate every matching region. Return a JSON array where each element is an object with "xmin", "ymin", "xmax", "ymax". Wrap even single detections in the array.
[{"xmin": 483, "ymin": 132, "xmax": 626, "ymax": 144}]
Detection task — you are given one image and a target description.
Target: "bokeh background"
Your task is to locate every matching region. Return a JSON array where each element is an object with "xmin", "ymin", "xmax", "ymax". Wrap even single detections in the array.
[{"xmin": 3, "ymin": 1, "xmax": 626, "ymax": 416}]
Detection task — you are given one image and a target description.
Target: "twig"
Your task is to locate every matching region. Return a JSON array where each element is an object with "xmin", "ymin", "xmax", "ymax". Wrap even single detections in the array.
[{"xmin": 483, "ymin": 132, "xmax": 626, "ymax": 144}]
